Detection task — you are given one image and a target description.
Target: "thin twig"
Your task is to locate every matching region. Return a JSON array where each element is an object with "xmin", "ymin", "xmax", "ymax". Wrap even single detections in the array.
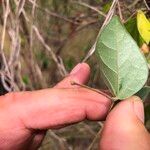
[
  {"xmin": 1, "ymin": 73, "xmax": 12, "ymax": 92},
  {"xmin": 117, "ymin": 0, "xmax": 124, "ymax": 22},
  {"xmin": 48, "ymin": 130, "xmax": 73, "ymax": 150},
  {"xmin": 8, "ymin": 0, "xmax": 21, "ymax": 66},
  {"xmin": 1, "ymin": 0, "xmax": 11, "ymax": 74},
  {"xmin": 7, "ymin": 0, "xmax": 22, "ymax": 91},
  {"xmin": 72, "ymin": 1, "xmax": 106, "ymax": 17},
  {"xmin": 22, "ymin": 9, "xmax": 30, "ymax": 22},
  {"xmin": 87, "ymin": 123, "xmax": 103, "ymax": 150},
  {"xmin": 28, "ymin": 0, "xmax": 79, "ymax": 25},
  {"xmin": 79, "ymin": 122, "xmax": 97, "ymax": 136},
  {"xmin": 33, "ymin": 25, "xmax": 67, "ymax": 77},
  {"xmin": 0, "ymin": 0, "xmax": 16, "ymax": 91},
  {"xmin": 28, "ymin": 0, "xmax": 37, "ymax": 85},
  {"xmin": 143, "ymin": 0, "xmax": 150, "ymax": 10},
  {"xmin": 18, "ymin": 0, "xmax": 26, "ymax": 16},
  {"xmin": 124, "ymin": 11, "xmax": 137, "ymax": 23},
  {"xmin": 82, "ymin": 0, "xmax": 118, "ymax": 62},
  {"xmin": 128, "ymin": 0, "xmax": 140, "ymax": 9},
  {"xmin": 71, "ymin": 81, "xmax": 113, "ymax": 100}
]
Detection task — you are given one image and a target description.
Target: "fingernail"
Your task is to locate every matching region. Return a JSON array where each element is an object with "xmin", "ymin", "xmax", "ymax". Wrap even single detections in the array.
[
  {"xmin": 70, "ymin": 63, "xmax": 82, "ymax": 75},
  {"xmin": 132, "ymin": 96, "xmax": 144, "ymax": 123}
]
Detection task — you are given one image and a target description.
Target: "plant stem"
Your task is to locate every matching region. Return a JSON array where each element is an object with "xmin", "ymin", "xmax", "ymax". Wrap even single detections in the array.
[
  {"xmin": 70, "ymin": 81, "xmax": 115, "ymax": 101},
  {"xmin": 87, "ymin": 125, "xmax": 103, "ymax": 150}
]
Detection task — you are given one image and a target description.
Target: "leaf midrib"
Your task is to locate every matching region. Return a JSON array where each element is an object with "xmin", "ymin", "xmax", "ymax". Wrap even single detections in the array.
[{"xmin": 116, "ymin": 21, "xmax": 119, "ymax": 96}]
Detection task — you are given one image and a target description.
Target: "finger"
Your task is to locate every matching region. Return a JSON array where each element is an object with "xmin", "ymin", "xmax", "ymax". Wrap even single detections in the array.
[
  {"xmin": 100, "ymin": 96, "xmax": 150, "ymax": 150},
  {"xmin": 28, "ymin": 131, "xmax": 45, "ymax": 150},
  {"xmin": 55, "ymin": 63, "xmax": 90, "ymax": 88},
  {"xmin": 9, "ymin": 88, "xmax": 111, "ymax": 130}
]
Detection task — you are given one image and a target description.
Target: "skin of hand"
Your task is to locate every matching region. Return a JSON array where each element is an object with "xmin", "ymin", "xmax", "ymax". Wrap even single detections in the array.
[
  {"xmin": 100, "ymin": 96, "xmax": 150, "ymax": 150},
  {"xmin": 0, "ymin": 63, "xmax": 111, "ymax": 150},
  {"xmin": 1, "ymin": 63, "xmax": 150, "ymax": 150}
]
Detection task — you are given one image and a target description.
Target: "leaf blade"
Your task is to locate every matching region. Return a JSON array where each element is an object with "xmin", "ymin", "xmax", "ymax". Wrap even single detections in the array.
[
  {"xmin": 137, "ymin": 10, "xmax": 150, "ymax": 44},
  {"xmin": 96, "ymin": 16, "xmax": 148, "ymax": 99},
  {"xmin": 125, "ymin": 17, "xmax": 143, "ymax": 47},
  {"xmin": 136, "ymin": 86, "xmax": 150, "ymax": 100}
]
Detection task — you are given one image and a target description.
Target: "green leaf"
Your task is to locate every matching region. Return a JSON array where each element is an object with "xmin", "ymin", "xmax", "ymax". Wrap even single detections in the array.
[
  {"xmin": 137, "ymin": 10, "xmax": 150, "ymax": 44},
  {"xmin": 136, "ymin": 86, "xmax": 150, "ymax": 100},
  {"xmin": 124, "ymin": 18, "xmax": 143, "ymax": 47},
  {"xmin": 96, "ymin": 16, "xmax": 148, "ymax": 99}
]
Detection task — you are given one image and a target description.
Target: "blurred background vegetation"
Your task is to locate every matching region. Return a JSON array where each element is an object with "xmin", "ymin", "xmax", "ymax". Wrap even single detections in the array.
[{"xmin": 0, "ymin": 0, "xmax": 150, "ymax": 149}]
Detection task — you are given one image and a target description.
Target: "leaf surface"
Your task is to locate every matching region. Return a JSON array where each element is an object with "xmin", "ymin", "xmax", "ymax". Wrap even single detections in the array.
[
  {"xmin": 125, "ymin": 18, "xmax": 143, "ymax": 47},
  {"xmin": 136, "ymin": 86, "xmax": 150, "ymax": 100},
  {"xmin": 96, "ymin": 16, "xmax": 148, "ymax": 99}
]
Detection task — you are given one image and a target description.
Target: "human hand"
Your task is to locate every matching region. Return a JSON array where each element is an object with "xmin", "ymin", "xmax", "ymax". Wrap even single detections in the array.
[
  {"xmin": 100, "ymin": 96, "xmax": 150, "ymax": 150},
  {"xmin": 0, "ymin": 63, "xmax": 111, "ymax": 150}
]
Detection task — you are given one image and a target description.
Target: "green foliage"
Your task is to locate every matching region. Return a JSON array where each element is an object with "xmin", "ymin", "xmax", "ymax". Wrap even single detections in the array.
[
  {"xmin": 136, "ymin": 86, "xmax": 150, "ymax": 100},
  {"xmin": 22, "ymin": 75, "xmax": 29, "ymax": 85},
  {"xmin": 36, "ymin": 52, "xmax": 50, "ymax": 69},
  {"xmin": 102, "ymin": 2, "xmax": 112, "ymax": 13},
  {"xmin": 125, "ymin": 18, "xmax": 144, "ymax": 47},
  {"xmin": 65, "ymin": 58, "xmax": 75, "ymax": 71},
  {"xmin": 96, "ymin": 16, "xmax": 148, "ymax": 99}
]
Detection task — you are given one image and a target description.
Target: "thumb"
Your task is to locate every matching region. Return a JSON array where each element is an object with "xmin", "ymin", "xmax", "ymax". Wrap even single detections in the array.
[{"xmin": 100, "ymin": 96, "xmax": 150, "ymax": 150}]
